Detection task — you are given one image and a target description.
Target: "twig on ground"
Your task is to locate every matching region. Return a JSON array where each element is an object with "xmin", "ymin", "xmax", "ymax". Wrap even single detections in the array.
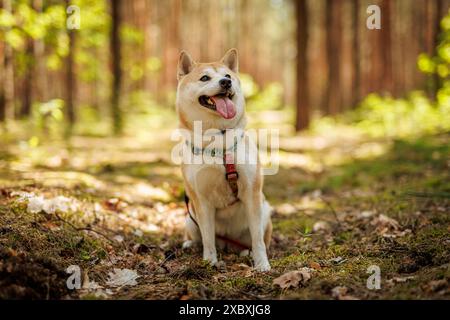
[{"xmin": 53, "ymin": 212, "xmax": 116, "ymax": 244}]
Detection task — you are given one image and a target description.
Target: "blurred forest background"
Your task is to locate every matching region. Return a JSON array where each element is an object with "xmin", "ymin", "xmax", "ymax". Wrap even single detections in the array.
[
  {"xmin": 1, "ymin": 0, "xmax": 450, "ymax": 137},
  {"xmin": 0, "ymin": 0, "xmax": 450, "ymax": 300}
]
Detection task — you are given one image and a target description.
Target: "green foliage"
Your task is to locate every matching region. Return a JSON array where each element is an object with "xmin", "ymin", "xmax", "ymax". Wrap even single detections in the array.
[
  {"xmin": 312, "ymin": 91, "xmax": 450, "ymax": 138},
  {"xmin": 240, "ymin": 73, "xmax": 284, "ymax": 111},
  {"xmin": 31, "ymin": 99, "xmax": 65, "ymax": 138},
  {"xmin": 418, "ymin": 11, "xmax": 450, "ymax": 78}
]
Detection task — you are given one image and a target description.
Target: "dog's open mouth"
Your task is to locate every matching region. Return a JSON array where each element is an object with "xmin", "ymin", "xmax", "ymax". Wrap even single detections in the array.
[{"xmin": 198, "ymin": 92, "xmax": 236, "ymax": 119}]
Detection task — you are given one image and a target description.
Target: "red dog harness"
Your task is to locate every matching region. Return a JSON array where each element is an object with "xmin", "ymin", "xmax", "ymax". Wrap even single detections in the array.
[{"xmin": 224, "ymin": 152, "xmax": 239, "ymax": 204}]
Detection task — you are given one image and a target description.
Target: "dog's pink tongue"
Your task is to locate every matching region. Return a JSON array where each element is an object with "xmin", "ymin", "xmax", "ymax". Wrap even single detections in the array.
[{"xmin": 211, "ymin": 96, "xmax": 236, "ymax": 119}]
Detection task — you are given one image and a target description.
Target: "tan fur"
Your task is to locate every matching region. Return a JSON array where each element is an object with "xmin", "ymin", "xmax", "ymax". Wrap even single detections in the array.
[{"xmin": 176, "ymin": 49, "xmax": 272, "ymax": 271}]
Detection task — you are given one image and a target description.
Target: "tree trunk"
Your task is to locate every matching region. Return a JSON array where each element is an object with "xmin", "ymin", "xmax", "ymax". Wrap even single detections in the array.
[
  {"xmin": 110, "ymin": 0, "xmax": 122, "ymax": 135},
  {"xmin": 33, "ymin": 0, "xmax": 47, "ymax": 104},
  {"xmin": 352, "ymin": 0, "xmax": 360, "ymax": 107},
  {"xmin": 0, "ymin": 0, "xmax": 4, "ymax": 122},
  {"xmin": 3, "ymin": 0, "xmax": 15, "ymax": 124},
  {"xmin": 65, "ymin": 0, "xmax": 76, "ymax": 134},
  {"xmin": 325, "ymin": 0, "xmax": 342, "ymax": 115},
  {"xmin": 20, "ymin": 39, "xmax": 34, "ymax": 118},
  {"xmin": 295, "ymin": 0, "xmax": 309, "ymax": 131},
  {"xmin": 380, "ymin": 0, "xmax": 393, "ymax": 94}
]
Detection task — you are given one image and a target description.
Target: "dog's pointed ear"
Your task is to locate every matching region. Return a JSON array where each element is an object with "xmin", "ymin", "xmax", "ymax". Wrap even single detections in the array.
[
  {"xmin": 178, "ymin": 50, "xmax": 195, "ymax": 80},
  {"xmin": 221, "ymin": 48, "xmax": 238, "ymax": 73}
]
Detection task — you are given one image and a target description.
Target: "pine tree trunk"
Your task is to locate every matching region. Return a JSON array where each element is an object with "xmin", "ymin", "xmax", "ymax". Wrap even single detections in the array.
[
  {"xmin": 0, "ymin": 0, "xmax": 5, "ymax": 122},
  {"xmin": 20, "ymin": 39, "xmax": 34, "ymax": 118},
  {"xmin": 3, "ymin": 0, "xmax": 15, "ymax": 124},
  {"xmin": 295, "ymin": 0, "xmax": 309, "ymax": 131},
  {"xmin": 380, "ymin": 0, "xmax": 393, "ymax": 94},
  {"xmin": 325, "ymin": 0, "xmax": 342, "ymax": 115},
  {"xmin": 352, "ymin": 0, "xmax": 360, "ymax": 107},
  {"xmin": 110, "ymin": 0, "xmax": 122, "ymax": 135},
  {"xmin": 65, "ymin": 0, "xmax": 76, "ymax": 133}
]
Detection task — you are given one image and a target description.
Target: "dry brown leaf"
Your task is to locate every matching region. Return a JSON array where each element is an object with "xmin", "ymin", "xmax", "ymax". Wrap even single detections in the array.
[
  {"xmin": 331, "ymin": 286, "xmax": 359, "ymax": 300},
  {"xmin": 273, "ymin": 268, "xmax": 313, "ymax": 289},
  {"xmin": 308, "ymin": 261, "xmax": 322, "ymax": 270},
  {"xmin": 103, "ymin": 198, "xmax": 128, "ymax": 212},
  {"xmin": 424, "ymin": 279, "xmax": 448, "ymax": 293},
  {"xmin": 372, "ymin": 214, "xmax": 400, "ymax": 230},
  {"xmin": 331, "ymin": 286, "xmax": 348, "ymax": 298},
  {"xmin": 371, "ymin": 214, "xmax": 411, "ymax": 238}
]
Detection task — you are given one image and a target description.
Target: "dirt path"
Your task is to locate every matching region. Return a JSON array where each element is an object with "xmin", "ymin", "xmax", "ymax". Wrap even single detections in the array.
[{"xmin": 0, "ymin": 131, "xmax": 449, "ymax": 299}]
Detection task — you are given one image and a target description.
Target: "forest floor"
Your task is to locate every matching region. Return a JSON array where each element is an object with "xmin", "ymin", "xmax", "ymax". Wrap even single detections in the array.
[{"xmin": 0, "ymin": 119, "xmax": 449, "ymax": 300}]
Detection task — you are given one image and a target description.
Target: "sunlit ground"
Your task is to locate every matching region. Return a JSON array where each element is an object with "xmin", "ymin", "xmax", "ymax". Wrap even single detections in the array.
[{"xmin": 0, "ymin": 111, "xmax": 449, "ymax": 299}]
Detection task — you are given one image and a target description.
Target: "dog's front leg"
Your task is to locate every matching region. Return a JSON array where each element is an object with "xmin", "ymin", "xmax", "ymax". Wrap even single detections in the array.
[
  {"xmin": 194, "ymin": 201, "xmax": 218, "ymax": 266},
  {"xmin": 243, "ymin": 192, "xmax": 271, "ymax": 271}
]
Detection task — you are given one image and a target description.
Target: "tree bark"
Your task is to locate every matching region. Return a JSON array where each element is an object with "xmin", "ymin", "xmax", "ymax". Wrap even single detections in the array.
[
  {"xmin": 3, "ymin": 0, "xmax": 15, "ymax": 123},
  {"xmin": 295, "ymin": 0, "xmax": 309, "ymax": 130},
  {"xmin": 352, "ymin": 0, "xmax": 360, "ymax": 107},
  {"xmin": 325, "ymin": 0, "xmax": 342, "ymax": 115},
  {"xmin": 380, "ymin": 0, "xmax": 393, "ymax": 94},
  {"xmin": 110, "ymin": 0, "xmax": 122, "ymax": 135},
  {"xmin": 20, "ymin": 39, "xmax": 34, "ymax": 118},
  {"xmin": 0, "ymin": 0, "xmax": 4, "ymax": 122},
  {"xmin": 65, "ymin": 0, "xmax": 76, "ymax": 132}
]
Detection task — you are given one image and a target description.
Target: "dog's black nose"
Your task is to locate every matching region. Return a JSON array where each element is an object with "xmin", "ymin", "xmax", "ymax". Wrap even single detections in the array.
[{"xmin": 219, "ymin": 78, "xmax": 232, "ymax": 89}]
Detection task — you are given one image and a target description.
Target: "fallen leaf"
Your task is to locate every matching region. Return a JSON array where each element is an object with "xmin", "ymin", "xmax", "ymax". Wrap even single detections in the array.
[
  {"xmin": 331, "ymin": 286, "xmax": 359, "ymax": 300},
  {"xmin": 25, "ymin": 194, "xmax": 78, "ymax": 214},
  {"xmin": 42, "ymin": 221, "xmax": 61, "ymax": 231},
  {"xmin": 103, "ymin": 198, "xmax": 128, "ymax": 212},
  {"xmin": 357, "ymin": 210, "xmax": 375, "ymax": 219},
  {"xmin": 424, "ymin": 279, "xmax": 448, "ymax": 293},
  {"xmin": 312, "ymin": 221, "xmax": 331, "ymax": 233},
  {"xmin": 371, "ymin": 214, "xmax": 410, "ymax": 238},
  {"xmin": 106, "ymin": 268, "xmax": 139, "ymax": 287},
  {"xmin": 276, "ymin": 203, "xmax": 297, "ymax": 215},
  {"xmin": 27, "ymin": 196, "xmax": 45, "ymax": 213},
  {"xmin": 371, "ymin": 214, "xmax": 400, "ymax": 231},
  {"xmin": 113, "ymin": 235, "xmax": 124, "ymax": 243},
  {"xmin": 273, "ymin": 268, "xmax": 313, "ymax": 289},
  {"xmin": 331, "ymin": 286, "xmax": 348, "ymax": 298},
  {"xmin": 308, "ymin": 261, "xmax": 322, "ymax": 270}
]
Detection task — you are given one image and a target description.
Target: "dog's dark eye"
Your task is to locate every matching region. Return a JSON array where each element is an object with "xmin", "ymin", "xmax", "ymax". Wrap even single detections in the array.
[
  {"xmin": 200, "ymin": 75, "xmax": 210, "ymax": 82},
  {"xmin": 225, "ymin": 74, "xmax": 231, "ymax": 79}
]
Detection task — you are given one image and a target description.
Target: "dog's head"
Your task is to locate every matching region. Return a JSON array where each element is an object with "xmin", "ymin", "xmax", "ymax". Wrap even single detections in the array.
[{"xmin": 176, "ymin": 49, "xmax": 245, "ymax": 130}]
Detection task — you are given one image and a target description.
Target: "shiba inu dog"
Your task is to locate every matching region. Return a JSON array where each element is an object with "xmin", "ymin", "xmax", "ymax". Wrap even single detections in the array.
[{"xmin": 176, "ymin": 48, "xmax": 272, "ymax": 271}]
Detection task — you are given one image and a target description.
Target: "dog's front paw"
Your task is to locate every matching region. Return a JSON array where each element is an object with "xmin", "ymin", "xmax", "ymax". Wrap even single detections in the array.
[
  {"xmin": 203, "ymin": 252, "xmax": 218, "ymax": 265},
  {"xmin": 254, "ymin": 261, "xmax": 271, "ymax": 272},
  {"xmin": 253, "ymin": 251, "xmax": 271, "ymax": 272}
]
